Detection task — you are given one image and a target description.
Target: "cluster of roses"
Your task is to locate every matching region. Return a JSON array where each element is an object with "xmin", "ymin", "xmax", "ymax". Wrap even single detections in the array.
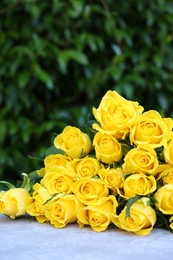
[{"xmin": 1, "ymin": 90, "xmax": 173, "ymax": 236}]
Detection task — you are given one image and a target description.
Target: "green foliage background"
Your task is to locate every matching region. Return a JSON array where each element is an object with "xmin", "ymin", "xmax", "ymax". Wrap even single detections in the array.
[{"xmin": 0, "ymin": 0, "xmax": 173, "ymax": 182}]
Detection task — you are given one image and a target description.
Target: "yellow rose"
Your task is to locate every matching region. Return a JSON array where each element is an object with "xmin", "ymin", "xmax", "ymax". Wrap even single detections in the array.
[
  {"xmin": 154, "ymin": 184, "xmax": 173, "ymax": 214},
  {"xmin": 0, "ymin": 188, "xmax": 33, "ymax": 219},
  {"xmin": 99, "ymin": 167, "xmax": 125, "ymax": 195},
  {"xmin": 41, "ymin": 166, "xmax": 77, "ymax": 196},
  {"xmin": 112, "ymin": 197, "xmax": 156, "ymax": 236},
  {"xmin": 93, "ymin": 132, "xmax": 123, "ymax": 164},
  {"xmin": 157, "ymin": 166, "xmax": 173, "ymax": 185},
  {"xmin": 92, "ymin": 90, "xmax": 143, "ymax": 139},
  {"xmin": 72, "ymin": 178, "xmax": 109, "ymax": 205},
  {"xmin": 130, "ymin": 110, "xmax": 173, "ymax": 148},
  {"xmin": 123, "ymin": 173, "xmax": 156, "ymax": 198},
  {"xmin": 69, "ymin": 156, "xmax": 100, "ymax": 179},
  {"xmin": 77, "ymin": 195, "xmax": 118, "ymax": 232},
  {"xmin": 44, "ymin": 154, "xmax": 71, "ymax": 172},
  {"xmin": 163, "ymin": 133, "xmax": 173, "ymax": 166},
  {"xmin": 122, "ymin": 144, "xmax": 158, "ymax": 175},
  {"xmin": 45, "ymin": 194, "xmax": 84, "ymax": 228},
  {"xmin": 26, "ymin": 183, "xmax": 52, "ymax": 223},
  {"xmin": 54, "ymin": 126, "xmax": 91, "ymax": 158}
]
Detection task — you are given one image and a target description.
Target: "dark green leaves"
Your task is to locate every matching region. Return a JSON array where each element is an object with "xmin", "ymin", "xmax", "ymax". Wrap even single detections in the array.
[{"xmin": 1, "ymin": 0, "xmax": 173, "ymax": 181}]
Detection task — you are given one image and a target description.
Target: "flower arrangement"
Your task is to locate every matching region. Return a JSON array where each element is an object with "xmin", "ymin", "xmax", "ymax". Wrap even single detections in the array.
[{"xmin": 1, "ymin": 90, "xmax": 173, "ymax": 236}]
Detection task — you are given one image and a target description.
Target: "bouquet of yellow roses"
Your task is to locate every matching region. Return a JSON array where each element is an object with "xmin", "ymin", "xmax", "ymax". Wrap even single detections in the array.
[{"xmin": 1, "ymin": 90, "xmax": 173, "ymax": 236}]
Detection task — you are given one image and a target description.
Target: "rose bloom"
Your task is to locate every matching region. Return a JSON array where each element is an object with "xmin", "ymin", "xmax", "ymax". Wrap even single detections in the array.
[
  {"xmin": 72, "ymin": 178, "xmax": 109, "ymax": 205},
  {"xmin": 41, "ymin": 166, "xmax": 77, "ymax": 196},
  {"xmin": 122, "ymin": 144, "xmax": 158, "ymax": 175},
  {"xmin": 99, "ymin": 167, "xmax": 125, "ymax": 195},
  {"xmin": 130, "ymin": 110, "xmax": 173, "ymax": 148},
  {"xmin": 157, "ymin": 165, "xmax": 173, "ymax": 185},
  {"xmin": 54, "ymin": 126, "xmax": 91, "ymax": 158},
  {"xmin": 123, "ymin": 173, "xmax": 156, "ymax": 198},
  {"xmin": 112, "ymin": 198, "xmax": 156, "ymax": 236},
  {"xmin": 163, "ymin": 133, "xmax": 173, "ymax": 167},
  {"xmin": 92, "ymin": 90, "xmax": 143, "ymax": 140},
  {"xmin": 26, "ymin": 183, "xmax": 52, "ymax": 223},
  {"xmin": 154, "ymin": 184, "xmax": 173, "ymax": 214},
  {"xmin": 77, "ymin": 195, "xmax": 118, "ymax": 232},
  {"xmin": 0, "ymin": 188, "xmax": 33, "ymax": 219},
  {"xmin": 93, "ymin": 132, "xmax": 123, "ymax": 164},
  {"xmin": 45, "ymin": 194, "xmax": 84, "ymax": 228},
  {"xmin": 69, "ymin": 156, "xmax": 101, "ymax": 179},
  {"xmin": 44, "ymin": 154, "xmax": 72, "ymax": 172}
]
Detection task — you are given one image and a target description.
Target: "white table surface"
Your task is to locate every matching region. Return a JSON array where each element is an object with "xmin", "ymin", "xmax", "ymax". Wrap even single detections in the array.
[{"xmin": 0, "ymin": 214, "xmax": 173, "ymax": 260}]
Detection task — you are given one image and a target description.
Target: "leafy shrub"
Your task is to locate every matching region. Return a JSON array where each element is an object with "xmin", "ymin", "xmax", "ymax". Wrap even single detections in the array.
[{"xmin": 0, "ymin": 0, "xmax": 173, "ymax": 181}]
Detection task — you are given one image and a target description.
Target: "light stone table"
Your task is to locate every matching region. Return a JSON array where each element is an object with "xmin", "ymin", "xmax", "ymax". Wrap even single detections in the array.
[{"xmin": 0, "ymin": 214, "xmax": 173, "ymax": 260}]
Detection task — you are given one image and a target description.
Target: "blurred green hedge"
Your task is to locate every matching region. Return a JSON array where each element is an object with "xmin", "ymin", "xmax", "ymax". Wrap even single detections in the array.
[{"xmin": 0, "ymin": 0, "xmax": 173, "ymax": 181}]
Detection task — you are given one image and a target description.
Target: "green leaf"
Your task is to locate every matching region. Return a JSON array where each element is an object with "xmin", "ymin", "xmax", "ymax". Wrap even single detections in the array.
[
  {"xmin": 126, "ymin": 195, "xmax": 142, "ymax": 217},
  {"xmin": 18, "ymin": 71, "xmax": 30, "ymax": 88},
  {"xmin": 20, "ymin": 173, "xmax": 31, "ymax": 192},
  {"xmin": 0, "ymin": 120, "xmax": 6, "ymax": 144},
  {"xmin": 58, "ymin": 49, "xmax": 89, "ymax": 74},
  {"xmin": 33, "ymin": 64, "xmax": 53, "ymax": 89},
  {"xmin": 29, "ymin": 170, "xmax": 40, "ymax": 180},
  {"xmin": 0, "ymin": 181, "xmax": 16, "ymax": 190},
  {"xmin": 45, "ymin": 146, "xmax": 65, "ymax": 156},
  {"xmin": 155, "ymin": 146, "xmax": 164, "ymax": 154},
  {"xmin": 147, "ymin": 194, "xmax": 157, "ymax": 205},
  {"xmin": 156, "ymin": 179, "xmax": 163, "ymax": 189},
  {"xmin": 42, "ymin": 197, "xmax": 53, "ymax": 205},
  {"xmin": 121, "ymin": 143, "xmax": 132, "ymax": 156},
  {"xmin": 28, "ymin": 171, "xmax": 42, "ymax": 187},
  {"xmin": 11, "ymin": 46, "xmax": 34, "ymax": 60},
  {"xmin": 155, "ymin": 208, "xmax": 172, "ymax": 232},
  {"xmin": 28, "ymin": 155, "xmax": 44, "ymax": 162},
  {"xmin": 111, "ymin": 44, "xmax": 122, "ymax": 55}
]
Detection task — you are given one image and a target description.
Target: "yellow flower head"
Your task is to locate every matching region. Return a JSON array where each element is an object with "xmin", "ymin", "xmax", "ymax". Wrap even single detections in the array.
[
  {"xmin": 72, "ymin": 178, "xmax": 109, "ymax": 205},
  {"xmin": 112, "ymin": 197, "xmax": 156, "ymax": 236},
  {"xmin": 93, "ymin": 132, "xmax": 123, "ymax": 164},
  {"xmin": 77, "ymin": 195, "xmax": 118, "ymax": 232},
  {"xmin": 130, "ymin": 110, "xmax": 173, "ymax": 148},
  {"xmin": 45, "ymin": 194, "xmax": 84, "ymax": 228},
  {"xmin": 0, "ymin": 188, "xmax": 33, "ymax": 219},
  {"xmin": 92, "ymin": 90, "xmax": 143, "ymax": 140},
  {"xmin": 122, "ymin": 144, "xmax": 158, "ymax": 175},
  {"xmin": 54, "ymin": 126, "xmax": 91, "ymax": 158}
]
